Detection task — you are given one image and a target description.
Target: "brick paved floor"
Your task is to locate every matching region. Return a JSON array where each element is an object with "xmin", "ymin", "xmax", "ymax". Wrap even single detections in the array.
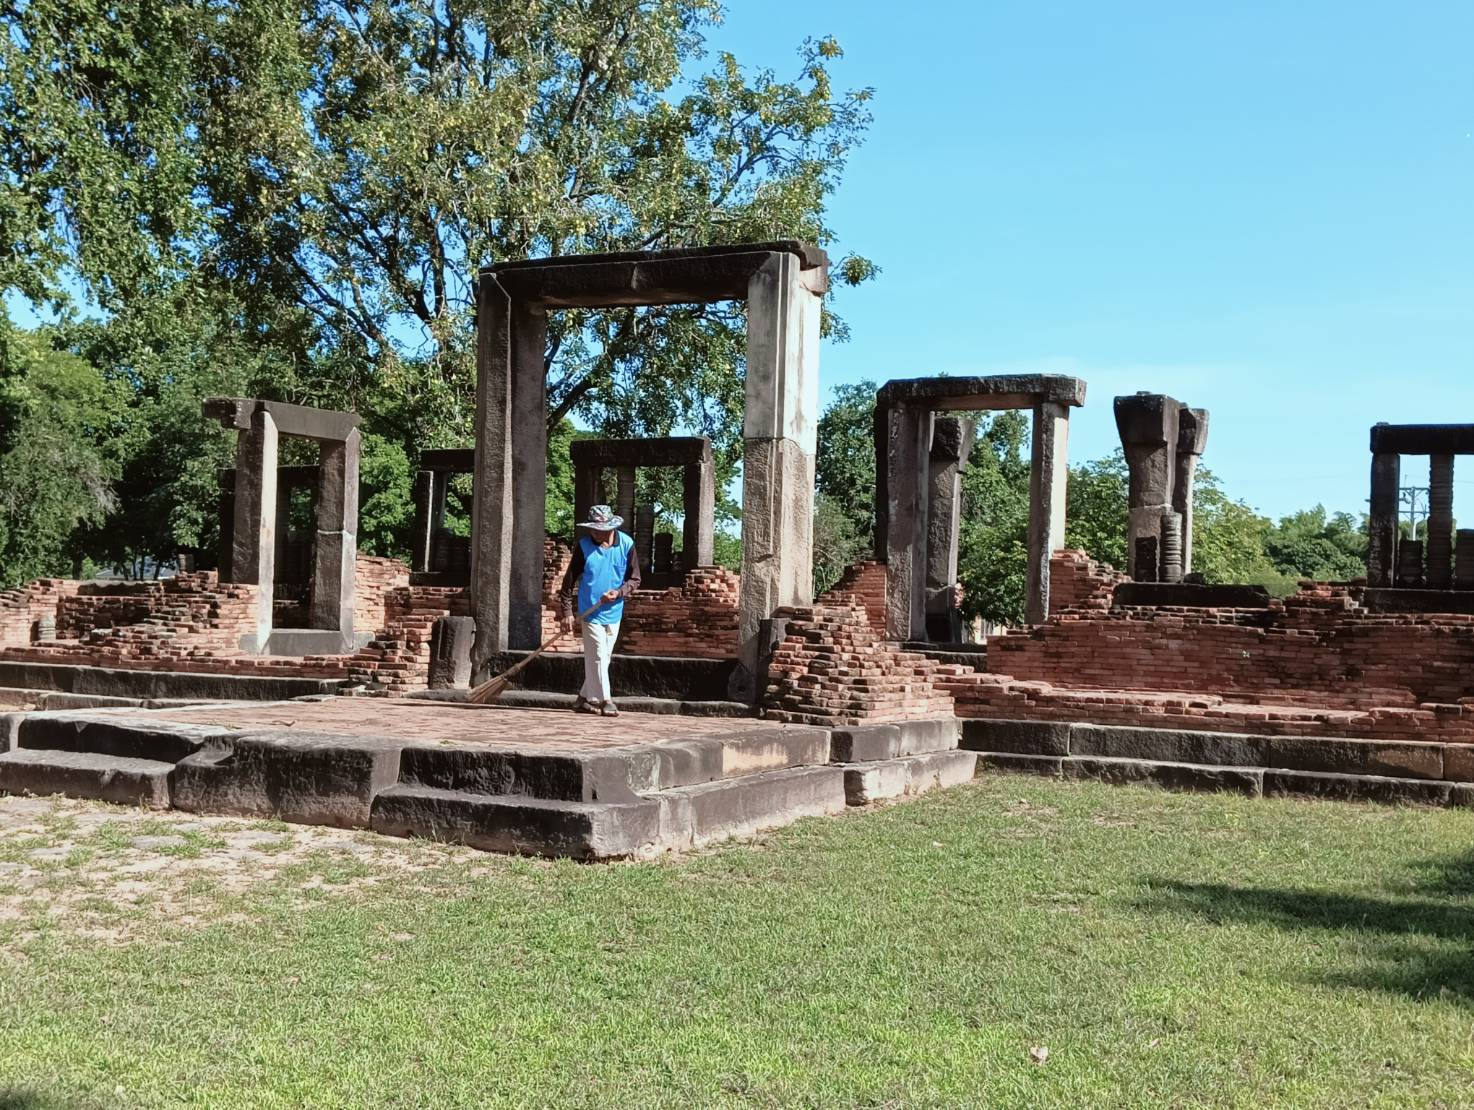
[{"xmin": 142, "ymin": 699, "xmax": 782, "ymax": 751}]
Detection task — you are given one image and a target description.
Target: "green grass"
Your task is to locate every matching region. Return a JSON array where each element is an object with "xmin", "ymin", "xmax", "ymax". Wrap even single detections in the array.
[{"xmin": 2, "ymin": 777, "xmax": 1473, "ymax": 1108}]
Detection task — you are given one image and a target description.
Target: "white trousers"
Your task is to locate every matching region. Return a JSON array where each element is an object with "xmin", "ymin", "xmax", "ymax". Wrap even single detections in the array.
[{"xmin": 580, "ymin": 621, "xmax": 620, "ymax": 704}]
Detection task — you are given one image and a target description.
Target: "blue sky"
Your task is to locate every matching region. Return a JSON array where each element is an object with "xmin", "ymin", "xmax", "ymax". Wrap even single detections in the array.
[{"xmin": 714, "ymin": 0, "xmax": 1474, "ymax": 519}]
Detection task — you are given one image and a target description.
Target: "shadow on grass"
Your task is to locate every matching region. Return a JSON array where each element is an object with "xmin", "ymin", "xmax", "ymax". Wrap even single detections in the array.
[
  {"xmin": 0, "ymin": 1087, "xmax": 86, "ymax": 1109},
  {"xmin": 1139, "ymin": 849, "xmax": 1474, "ymax": 1006}
]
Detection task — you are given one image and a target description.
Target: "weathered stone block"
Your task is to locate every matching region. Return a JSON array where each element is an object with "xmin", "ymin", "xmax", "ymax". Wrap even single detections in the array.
[
  {"xmin": 428, "ymin": 616, "xmax": 475, "ymax": 690},
  {"xmin": 1263, "ymin": 768, "xmax": 1454, "ymax": 807},
  {"xmin": 1070, "ymin": 724, "xmax": 1268, "ymax": 768},
  {"xmin": 959, "ymin": 719, "xmax": 1071, "ymax": 757},
  {"xmin": 1064, "ymin": 756, "xmax": 1263, "ymax": 796},
  {"xmin": 1266, "ymin": 736, "xmax": 1445, "ymax": 781},
  {"xmin": 172, "ymin": 732, "xmax": 405, "ymax": 828}
]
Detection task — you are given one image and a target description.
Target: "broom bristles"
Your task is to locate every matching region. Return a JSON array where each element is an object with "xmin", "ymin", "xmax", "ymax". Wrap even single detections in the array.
[{"xmin": 464, "ymin": 600, "xmax": 603, "ymax": 706}]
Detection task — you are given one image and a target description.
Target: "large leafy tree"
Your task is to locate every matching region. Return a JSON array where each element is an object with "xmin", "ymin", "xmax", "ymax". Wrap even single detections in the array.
[
  {"xmin": 1, "ymin": 0, "xmax": 874, "ymax": 571},
  {"xmin": 0, "ymin": 326, "xmax": 126, "ymax": 586}
]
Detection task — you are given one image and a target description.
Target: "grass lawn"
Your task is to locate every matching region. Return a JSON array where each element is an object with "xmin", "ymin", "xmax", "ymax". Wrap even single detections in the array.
[{"xmin": 1, "ymin": 776, "xmax": 1472, "ymax": 1108}]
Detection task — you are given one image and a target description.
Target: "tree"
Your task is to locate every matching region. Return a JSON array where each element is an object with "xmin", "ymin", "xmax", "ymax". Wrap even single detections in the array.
[
  {"xmin": 3, "ymin": 0, "xmax": 876, "ymax": 479},
  {"xmin": 0, "ymin": 326, "xmax": 125, "ymax": 586},
  {"xmin": 815, "ymin": 379, "xmax": 878, "ymax": 546},
  {"xmin": 1264, "ymin": 506, "xmax": 1366, "ymax": 582},
  {"xmin": 956, "ymin": 411, "xmax": 1031, "ymax": 625},
  {"xmin": 1065, "ymin": 451, "xmax": 1128, "ymax": 568}
]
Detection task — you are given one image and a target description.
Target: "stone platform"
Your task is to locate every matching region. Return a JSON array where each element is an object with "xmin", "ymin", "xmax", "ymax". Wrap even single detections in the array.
[
  {"xmin": 0, "ymin": 700, "xmax": 975, "ymax": 858},
  {"xmin": 962, "ymin": 718, "xmax": 1474, "ymax": 808}
]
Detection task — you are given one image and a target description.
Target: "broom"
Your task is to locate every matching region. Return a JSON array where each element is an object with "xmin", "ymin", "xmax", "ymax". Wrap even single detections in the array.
[{"xmin": 467, "ymin": 600, "xmax": 604, "ymax": 705}]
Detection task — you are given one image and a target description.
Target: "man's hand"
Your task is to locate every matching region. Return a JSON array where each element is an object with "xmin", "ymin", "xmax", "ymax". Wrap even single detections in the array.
[
  {"xmin": 560, "ymin": 614, "xmax": 574, "ymax": 634},
  {"xmin": 601, "ymin": 588, "xmax": 620, "ymax": 602}
]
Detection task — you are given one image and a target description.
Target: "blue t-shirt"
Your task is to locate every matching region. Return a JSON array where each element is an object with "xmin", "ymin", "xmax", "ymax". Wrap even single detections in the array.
[{"xmin": 577, "ymin": 532, "xmax": 634, "ymax": 625}]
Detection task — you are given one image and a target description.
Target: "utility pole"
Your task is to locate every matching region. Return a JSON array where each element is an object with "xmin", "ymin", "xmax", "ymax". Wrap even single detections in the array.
[{"xmin": 1399, "ymin": 485, "xmax": 1429, "ymax": 539}]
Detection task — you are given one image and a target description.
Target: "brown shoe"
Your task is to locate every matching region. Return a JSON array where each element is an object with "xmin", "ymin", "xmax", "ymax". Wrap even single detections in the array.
[
  {"xmin": 573, "ymin": 696, "xmax": 599, "ymax": 714},
  {"xmin": 600, "ymin": 701, "xmax": 620, "ymax": 717}
]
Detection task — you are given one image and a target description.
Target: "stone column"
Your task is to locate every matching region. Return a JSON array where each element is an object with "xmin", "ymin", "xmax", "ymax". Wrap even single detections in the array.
[
  {"xmin": 508, "ymin": 303, "xmax": 548, "ymax": 651},
  {"xmin": 1427, "ymin": 454, "xmax": 1455, "ymax": 588},
  {"xmin": 573, "ymin": 463, "xmax": 603, "ymax": 534},
  {"xmin": 1173, "ymin": 408, "xmax": 1209, "ymax": 575},
  {"xmin": 231, "ymin": 406, "xmax": 278, "ymax": 648},
  {"xmin": 736, "ymin": 251, "xmax": 823, "ymax": 698},
  {"xmin": 1114, "ymin": 393, "xmax": 1179, "ymax": 582},
  {"xmin": 1026, "ymin": 401, "xmax": 1070, "ymax": 624},
  {"xmin": 924, "ymin": 415, "xmax": 975, "ymax": 642},
  {"xmin": 311, "ymin": 427, "xmax": 359, "ymax": 633},
  {"xmin": 411, "ymin": 469, "xmax": 436, "ymax": 573},
  {"xmin": 1367, "ymin": 450, "xmax": 1400, "ymax": 587},
  {"xmin": 880, "ymin": 401, "xmax": 932, "ymax": 641},
  {"xmin": 614, "ymin": 466, "xmax": 637, "ymax": 530},
  {"xmin": 216, "ymin": 467, "xmax": 236, "ymax": 582},
  {"xmin": 472, "ymin": 282, "xmax": 548, "ymax": 667},
  {"xmin": 681, "ymin": 442, "xmax": 715, "ymax": 567},
  {"xmin": 470, "ymin": 274, "xmax": 515, "ymax": 669}
]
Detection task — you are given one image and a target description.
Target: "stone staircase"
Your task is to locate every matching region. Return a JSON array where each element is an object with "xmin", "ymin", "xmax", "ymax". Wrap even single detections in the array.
[
  {"xmin": 962, "ymin": 718, "xmax": 1474, "ymax": 807},
  {"xmin": 0, "ymin": 707, "xmax": 977, "ymax": 857}
]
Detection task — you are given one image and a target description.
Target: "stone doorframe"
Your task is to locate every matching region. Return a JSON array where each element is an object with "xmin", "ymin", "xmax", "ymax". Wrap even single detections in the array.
[
  {"xmin": 410, "ymin": 448, "xmax": 475, "ymax": 587},
  {"xmin": 1368, "ymin": 423, "xmax": 1474, "ymax": 589},
  {"xmin": 471, "ymin": 241, "xmax": 827, "ymax": 701},
  {"xmin": 873, "ymin": 375, "xmax": 1086, "ymax": 636},
  {"xmin": 570, "ymin": 436, "xmax": 716, "ymax": 576},
  {"xmin": 203, "ymin": 398, "xmax": 363, "ymax": 655}
]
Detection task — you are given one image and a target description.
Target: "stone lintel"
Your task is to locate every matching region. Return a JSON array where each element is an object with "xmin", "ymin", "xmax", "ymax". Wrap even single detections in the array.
[
  {"xmin": 418, "ymin": 448, "xmax": 475, "ymax": 473},
  {"xmin": 1370, "ymin": 423, "xmax": 1474, "ymax": 455},
  {"xmin": 203, "ymin": 398, "xmax": 359, "ymax": 443},
  {"xmin": 486, "ymin": 242, "xmax": 828, "ymax": 309},
  {"xmin": 877, "ymin": 374, "xmax": 1087, "ymax": 410},
  {"xmin": 570, "ymin": 436, "xmax": 712, "ymax": 470}
]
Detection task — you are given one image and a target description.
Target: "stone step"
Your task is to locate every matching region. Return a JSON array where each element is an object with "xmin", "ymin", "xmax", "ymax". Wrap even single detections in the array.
[
  {"xmin": 961, "ymin": 718, "xmax": 1474, "ymax": 782},
  {"xmin": 973, "ymin": 750, "xmax": 1474, "ymax": 808},
  {"xmin": 15, "ymin": 713, "xmax": 235, "ymax": 764},
  {"xmin": 394, "ymin": 726, "xmax": 832, "ymax": 802},
  {"xmin": 829, "ymin": 719, "xmax": 960, "ymax": 762},
  {"xmin": 409, "ymin": 688, "xmax": 752, "ymax": 718},
  {"xmin": 843, "ymin": 750, "xmax": 978, "ymax": 805},
  {"xmin": 369, "ymin": 784, "xmax": 661, "ymax": 859},
  {"xmin": 0, "ymin": 660, "xmax": 343, "ymax": 702},
  {"xmin": 0, "ymin": 747, "xmax": 173, "ymax": 808},
  {"xmin": 652, "ymin": 765, "xmax": 848, "ymax": 852}
]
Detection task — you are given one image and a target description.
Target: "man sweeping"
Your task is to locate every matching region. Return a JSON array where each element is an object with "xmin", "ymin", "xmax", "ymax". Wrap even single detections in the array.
[{"xmin": 558, "ymin": 504, "xmax": 641, "ymax": 716}]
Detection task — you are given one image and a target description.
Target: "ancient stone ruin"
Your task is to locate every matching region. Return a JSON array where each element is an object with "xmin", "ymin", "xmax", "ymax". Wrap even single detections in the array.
[
  {"xmin": 1367, "ymin": 422, "xmax": 1474, "ymax": 597},
  {"xmin": 4, "ymin": 241, "xmax": 1474, "ymax": 860},
  {"xmin": 471, "ymin": 241, "xmax": 825, "ymax": 700},
  {"xmin": 204, "ymin": 397, "xmax": 366, "ymax": 655},
  {"xmin": 1113, "ymin": 392, "xmax": 1209, "ymax": 583},
  {"xmin": 875, "ymin": 374, "xmax": 1084, "ymax": 631},
  {"xmin": 410, "ymin": 449, "xmax": 474, "ymax": 587}
]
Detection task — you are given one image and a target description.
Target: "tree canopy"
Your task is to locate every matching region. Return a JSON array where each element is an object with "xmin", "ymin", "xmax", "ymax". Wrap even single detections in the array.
[{"xmin": 0, "ymin": 0, "xmax": 875, "ymax": 582}]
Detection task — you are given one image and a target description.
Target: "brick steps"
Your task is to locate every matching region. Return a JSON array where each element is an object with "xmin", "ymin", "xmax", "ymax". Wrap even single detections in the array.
[
  {"xmin": 966, "ymin": 719, "xmax": 1474, "ymax": 808},
  {"xmin": 0, "ymin": 747, "xmax": 173, "ymax": 808}
]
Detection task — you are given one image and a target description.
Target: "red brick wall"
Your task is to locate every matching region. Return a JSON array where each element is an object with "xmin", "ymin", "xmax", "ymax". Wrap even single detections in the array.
[
  {"xmin": 762, "ymin": 602, "xmax": 958, "ymax": 725},
  {"xmin": 1048, "ymin": 549, "xmax": 1126, "ymax": 613},
  {"xmin": 0, "ymin": 572, "xmax": 263, "ymax": 668},
  {"xmin": 539, "ymin": 539, "xmax": 740, "ymax": 659},
  {"xmin": 347, "ymin": 585, "xmax": 470, "ymax": 693},
  {"xmin": 987, "ymin": 569, "xmax": 1474, "ymax": 711},
  {"xmin": 354, "ymin": 554, "xmax": 411, "ymax": 633},
  {"xmin": 0, "ymin": 579, "xmax": 80, "ymax": 646},
  {"xmin": 816, "ymin": 560, "xmax": 888, "ymax": 632}
]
